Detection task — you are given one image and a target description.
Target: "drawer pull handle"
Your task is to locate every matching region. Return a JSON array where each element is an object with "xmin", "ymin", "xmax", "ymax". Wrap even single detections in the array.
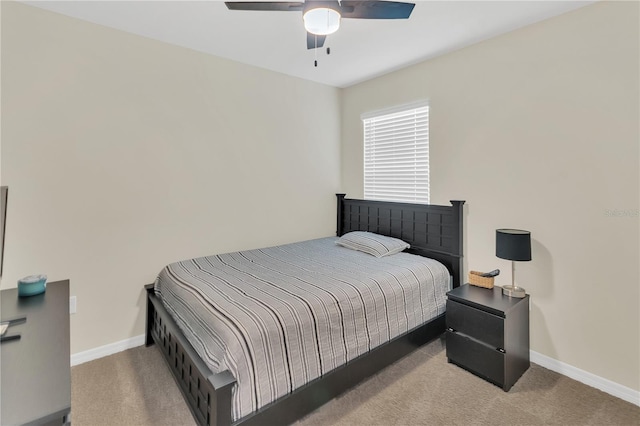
[
  {"xmin": 446, "ymin": 327, "xmax": 455, "ymax": 332},
  {"xmin": 497, "ymin": 348, "xmax": 506, "ymax": 353}
]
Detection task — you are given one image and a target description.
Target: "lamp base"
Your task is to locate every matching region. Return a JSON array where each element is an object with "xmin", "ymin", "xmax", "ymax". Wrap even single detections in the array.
[{"xmin": 502, "ymin": 285, "xmax": 526, "ymax": 298}]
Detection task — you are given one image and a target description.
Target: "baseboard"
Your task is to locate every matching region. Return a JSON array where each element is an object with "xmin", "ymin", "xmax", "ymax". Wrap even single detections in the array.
[
  {"xmin": 71, "ymin": 334, "xmax": 145, "ymax": 366},
  {"xmin": 530, "ymin": 350, "xmax": 639, "ymax": 407},
  {"xmin": 70, "ymin": 335, "xmax": 639, "ymax": 407}
]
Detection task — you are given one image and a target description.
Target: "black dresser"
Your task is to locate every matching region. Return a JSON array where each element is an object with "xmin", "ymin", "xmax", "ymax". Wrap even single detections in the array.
[
  {"xmin": 1, "ymin": 280, "xmax": 71, "ymax": 425},
  {"xmin": 446, "ymin": 284, "xmax": 530, "ymax": 391}
]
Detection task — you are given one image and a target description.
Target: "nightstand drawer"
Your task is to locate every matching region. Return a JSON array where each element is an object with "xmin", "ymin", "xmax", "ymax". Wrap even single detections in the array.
[
  {"xmin": 446, "ymin": 330, "xmax": 504, "ymax": 387},
  {"xmin": 446, "ymin": 299, "xmax": 504, "ymax": 349}
]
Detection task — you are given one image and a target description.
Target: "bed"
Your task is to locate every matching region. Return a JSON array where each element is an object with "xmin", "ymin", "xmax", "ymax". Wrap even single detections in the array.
[{"xmin": 145, "ymin": 194, "xmax": 464, "ymax": 426}]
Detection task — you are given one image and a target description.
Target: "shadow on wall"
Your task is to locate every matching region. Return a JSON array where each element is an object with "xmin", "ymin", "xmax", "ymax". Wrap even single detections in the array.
[
  {"xmin": 461, "ymin": 202, "xmax": 470, "ymax": 285},
  {"xmin": 527, "ymin": 238, "xmax": 557, "ymax": 360},
  {"xmin": 528, "ymin": 238, "xmax": 554, "ymax": 300},
  {"xmin": 134, "ymin": 285, "xmax": 149, "ymax": 340}
]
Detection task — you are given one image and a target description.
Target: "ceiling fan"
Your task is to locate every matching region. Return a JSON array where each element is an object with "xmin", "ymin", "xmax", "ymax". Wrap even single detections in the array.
[{"xmin": 224, "ymin": 1, "xmax": 416, "ymax": 50}]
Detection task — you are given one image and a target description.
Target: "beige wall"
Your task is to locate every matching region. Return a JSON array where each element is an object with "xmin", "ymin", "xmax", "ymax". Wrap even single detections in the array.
[
  {"xmin": 342, "ymin": 1, "xmax": 639, "ymax": 391},
  {"xmin": 2, "ymin": 0, "xmax": 639, "ymax": 395},
  {"xmin": 0, "ymin": 2, "xmax": 341, "ymax": 354}
]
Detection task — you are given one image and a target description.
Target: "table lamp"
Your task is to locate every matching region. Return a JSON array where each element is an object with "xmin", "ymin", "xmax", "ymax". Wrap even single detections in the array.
[{"xmin": 496, "ymin": 229, "xmax": 531, "ymax": 298}]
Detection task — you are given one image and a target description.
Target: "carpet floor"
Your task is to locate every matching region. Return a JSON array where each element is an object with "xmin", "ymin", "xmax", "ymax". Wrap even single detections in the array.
[{"xmin": 71, "ymin": 336, "xmax": 639, "ymax": 425}]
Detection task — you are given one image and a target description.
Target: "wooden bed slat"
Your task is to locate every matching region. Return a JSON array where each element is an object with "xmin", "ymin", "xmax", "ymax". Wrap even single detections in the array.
[{"xmin": 145, "ymin": 284, "xmax": 234, "ymax": 426}]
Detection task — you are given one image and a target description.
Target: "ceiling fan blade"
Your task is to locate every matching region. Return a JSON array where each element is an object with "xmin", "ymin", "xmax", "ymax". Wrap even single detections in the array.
[
  {"xmin": 339, "ymin": 1, "xmax": 415, "ymax": 19},
  {"xmin": 306, "ymin": 32, "xmax": 326, "ymax": 49},
  {"xmin": 225, "ymin": 2, "xmax": 304, "ymax": 11}
]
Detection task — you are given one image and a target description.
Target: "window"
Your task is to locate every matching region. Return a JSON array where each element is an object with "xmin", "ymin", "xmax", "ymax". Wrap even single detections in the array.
[{"xmin": 362, "ymin": 101, "xmax": 429, "ymax": 204}]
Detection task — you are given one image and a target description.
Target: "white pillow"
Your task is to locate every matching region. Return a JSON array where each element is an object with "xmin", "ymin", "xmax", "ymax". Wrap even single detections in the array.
[{"xmin": 336, "ymin": 231, "xmax": 410, "ymax": 258}]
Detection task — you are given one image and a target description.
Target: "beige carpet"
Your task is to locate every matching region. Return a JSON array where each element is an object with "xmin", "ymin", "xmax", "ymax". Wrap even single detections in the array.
[{"xmin": 71, "ymin": 337, "xmax": 639, "ymax": 425}]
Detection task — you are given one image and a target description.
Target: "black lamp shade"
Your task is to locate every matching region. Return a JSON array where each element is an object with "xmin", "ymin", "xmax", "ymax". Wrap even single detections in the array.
[{"xmin": 496, "ymin": 229, "xmax": 532, "ymax": 261}]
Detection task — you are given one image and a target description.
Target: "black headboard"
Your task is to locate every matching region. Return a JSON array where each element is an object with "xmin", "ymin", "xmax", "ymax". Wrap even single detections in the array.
[{"xmin": 336, "ymin": 194, "xmax": 465, "ymax": 288}]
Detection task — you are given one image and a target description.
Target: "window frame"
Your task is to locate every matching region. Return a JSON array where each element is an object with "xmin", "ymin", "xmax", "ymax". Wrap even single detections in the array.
[{"xmin": 361, "ymin": 100, "xmax": 430, "ymax": 204}]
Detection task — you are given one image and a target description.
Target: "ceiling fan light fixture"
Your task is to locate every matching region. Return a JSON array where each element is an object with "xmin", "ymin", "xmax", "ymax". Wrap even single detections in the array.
[{"xmin": 303, "ymin": 7, "xmax": 341, "ymax": 36}]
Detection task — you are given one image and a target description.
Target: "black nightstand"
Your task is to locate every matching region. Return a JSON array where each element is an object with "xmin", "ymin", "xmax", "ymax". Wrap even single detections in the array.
[{"xmin": 446, "ymin": 284, "xmax": 530, "ymax": 391}]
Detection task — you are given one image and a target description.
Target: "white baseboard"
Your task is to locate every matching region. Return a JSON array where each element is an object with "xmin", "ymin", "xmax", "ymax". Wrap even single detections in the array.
[
  {"xmin": 71, "ymin": 334, "xmax": 145, "ymax": 366},
  {"xmin": 530, "ymin": 350, "xmax": 639, "ymax": 407},
  {"xmin": 70, "ymin": 336, "xmax": 639, "ymax": 407}
]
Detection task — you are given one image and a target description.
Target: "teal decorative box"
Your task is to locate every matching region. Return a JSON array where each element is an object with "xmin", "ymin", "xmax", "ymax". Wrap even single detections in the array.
[{"xmin": 18, "ymin": 275, "xmax": 47, "ymax": 297}]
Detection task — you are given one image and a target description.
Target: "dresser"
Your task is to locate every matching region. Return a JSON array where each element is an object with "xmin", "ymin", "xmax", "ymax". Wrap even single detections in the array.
[
  {"xmin": 446, "ymin": 284, "xmax": 530, "ymax": 391},
  {"xmin": 1, "ymin": 279, "xmax": 71, "ymax": 425}
]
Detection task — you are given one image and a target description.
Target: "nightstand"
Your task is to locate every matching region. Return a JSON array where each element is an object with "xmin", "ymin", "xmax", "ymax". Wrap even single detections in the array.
[{"xmin": 446, "ymin": 284, "xmax": 530, "ymax": 391}]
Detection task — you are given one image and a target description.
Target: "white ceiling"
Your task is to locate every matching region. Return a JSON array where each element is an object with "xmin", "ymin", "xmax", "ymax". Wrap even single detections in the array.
[{"xmin": 25, "ymin": 1, "xmax": 595, "ymax": 88}]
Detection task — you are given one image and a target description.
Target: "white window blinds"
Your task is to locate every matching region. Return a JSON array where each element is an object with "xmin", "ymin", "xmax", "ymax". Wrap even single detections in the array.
[{"xmin": 363, "ymin": 101, "xmax": 429, "ymax": 204}]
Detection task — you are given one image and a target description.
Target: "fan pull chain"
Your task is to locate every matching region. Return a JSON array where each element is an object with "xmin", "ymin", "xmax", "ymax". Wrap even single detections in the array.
[
  {"xmin": 312, "ymin": 37, "xmax": 331, "ymax": 67},
  {"xmin": 314, "ymin": 35, "xmax": 318, "ymax": 67}
]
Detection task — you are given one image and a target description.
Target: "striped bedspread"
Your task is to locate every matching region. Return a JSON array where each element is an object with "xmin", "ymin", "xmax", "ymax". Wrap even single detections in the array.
[{"xmin": 154, "ymin": 237, "xmax": 449, "ymax": 421}]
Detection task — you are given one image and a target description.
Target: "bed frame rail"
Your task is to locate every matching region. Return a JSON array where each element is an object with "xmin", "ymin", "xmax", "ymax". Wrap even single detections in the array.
[
  {"xmin": 238, "ymin": 314, "xmax": 445, "ymax": 426},
  {"xmin": 146, "ymin": 284, "xmax": 445, "ymax": 426},
  {"xmin": 145, "ymin": 284, "xmax": 235, "ymax": 426}
]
